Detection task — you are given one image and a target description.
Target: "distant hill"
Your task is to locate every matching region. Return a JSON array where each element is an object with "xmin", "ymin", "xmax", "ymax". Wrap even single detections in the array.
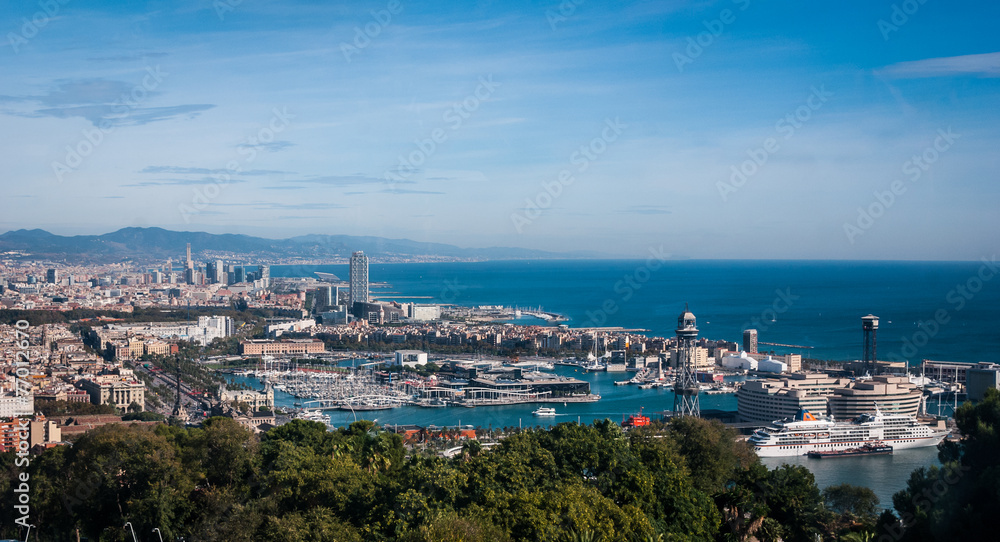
[{"xmin": 0, "ymin": 227, "xmax": 599, "ymax": 263}]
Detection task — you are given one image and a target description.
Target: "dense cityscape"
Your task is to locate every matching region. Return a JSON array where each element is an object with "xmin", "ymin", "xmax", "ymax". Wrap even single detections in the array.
[{"xmin": 1, "ymin": 242, "xmax": 998, "ymax": 540}]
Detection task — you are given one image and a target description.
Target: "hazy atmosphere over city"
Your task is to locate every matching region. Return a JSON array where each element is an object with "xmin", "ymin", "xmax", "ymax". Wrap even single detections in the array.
[{"xmin": 2, "ymin": 0, "xmax": 999, "ymax": 259}]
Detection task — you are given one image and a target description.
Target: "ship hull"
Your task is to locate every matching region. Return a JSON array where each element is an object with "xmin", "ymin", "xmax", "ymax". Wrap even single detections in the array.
[{"xmin": 752, "ymin": 433, "xmax": 945, "ymax": 457}]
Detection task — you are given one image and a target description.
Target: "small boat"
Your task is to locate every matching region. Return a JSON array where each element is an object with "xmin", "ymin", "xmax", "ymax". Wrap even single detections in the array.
[
  {"xmin": 622, "ymin": 408, "xmax": 651, "ymax": 428},
  {"xmin": 533, "ymin": 407, "xmax": 556, "ymax": 416}
]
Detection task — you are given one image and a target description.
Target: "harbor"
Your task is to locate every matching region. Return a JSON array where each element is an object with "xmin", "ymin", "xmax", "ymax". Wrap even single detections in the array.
[
  {"xmin": 227, "ymin": 358, "xmax": 959, "ymax": 509},
  {"xmin": 233, "ymin": 357, "xmax": 599, "ymax": 418}
]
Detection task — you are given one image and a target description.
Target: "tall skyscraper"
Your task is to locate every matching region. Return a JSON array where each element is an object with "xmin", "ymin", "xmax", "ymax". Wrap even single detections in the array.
[
  {"xmin": 742, "ymin": 329, "xmax": 758, "ymax": 354},
  {"xmin": 185, "ymin": 243, "xmax": 192, "ymax": 270},
  {"xmin": 258, "ymin": 264, "xmax": 270, "ymax": 287},
  {"xmin": 673, "ymin": 304, "xmax": 700, "ymax": 418},
  {"xmin": 318, "ymin": 285, "xmax": 334, "ymax": 308},
  {"xmin": 234, "ymin": 266, "xmax": 246, "ymax": 284},
  {"xmin": 862, "ymin": 314, "xmax": 879, "ymax": 376},
  {"xmin": 206, "ymin": 260, "xmax": 223, "ymax": 284},
  {"xmin": 46, "ymin": 268, "xmax": 58, "ymax": 284},
  {"xmin": 349, "ymin": 251, "xmax": 369, "ymax": 306}
]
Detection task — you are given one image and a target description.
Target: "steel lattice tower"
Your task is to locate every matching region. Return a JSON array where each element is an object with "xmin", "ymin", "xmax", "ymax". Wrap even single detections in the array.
[
  {"xmin": 673, "ymin": 304, "xmax": 700, "ymax": 417},
  {"xmin": 862, "ymin": 314, "xmax": 879, "ymax": 376}
]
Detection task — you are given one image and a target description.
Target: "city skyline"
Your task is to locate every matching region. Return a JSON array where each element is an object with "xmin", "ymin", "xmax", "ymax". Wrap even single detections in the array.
[{"xmin": 1, "ymin": 1, "xmax": 998, "ymax": 260}]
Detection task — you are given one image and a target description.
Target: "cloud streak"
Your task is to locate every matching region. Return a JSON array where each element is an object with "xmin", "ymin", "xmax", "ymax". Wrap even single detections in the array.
[
  {"xmin": 0, "ymin": 78, "xmax": 214, "ymax": 127},
  {"xmin": 879, "ymin": 51, "xmax": 1000, "ymax": 79}
]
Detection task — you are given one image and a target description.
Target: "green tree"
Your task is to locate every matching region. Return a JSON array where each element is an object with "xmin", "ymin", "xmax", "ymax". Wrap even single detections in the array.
[
  {"xmin": 822, "ymin": 483, "xmax": 879, "ymax": 537},
  {"xmin": 665, "ymin": 415, "xmax": 755, "ymax": 495},
  {"xmin": 759, "ymin": 465, "xmax": 824, "ymax": 542}
]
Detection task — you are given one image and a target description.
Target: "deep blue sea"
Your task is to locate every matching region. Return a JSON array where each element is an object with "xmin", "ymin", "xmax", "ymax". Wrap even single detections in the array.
[{"xmin": 273, "ymin": 259, "xmax": 1000, "ymax": 365}]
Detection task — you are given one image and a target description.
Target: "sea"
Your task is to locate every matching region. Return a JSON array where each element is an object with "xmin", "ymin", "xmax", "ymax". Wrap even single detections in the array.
[
  {"xmin": 242, "ymin": 259, "xmax": 1000, "ymax": 506},
  {"xmin": 272, "ymin": 259, "xmax": 1000, "ymax": 364}
]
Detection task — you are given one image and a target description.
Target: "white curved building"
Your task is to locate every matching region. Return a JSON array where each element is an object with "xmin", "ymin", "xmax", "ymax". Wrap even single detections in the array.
[{"xmin": 738, "ymin": 373, "xmax": 921, "ymax": 425}]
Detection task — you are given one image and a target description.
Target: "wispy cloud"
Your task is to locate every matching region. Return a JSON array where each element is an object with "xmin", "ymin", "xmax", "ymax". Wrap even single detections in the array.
[
  {"xmin": 381, "ymin": 188, "xmax": 446, "ymax": 195},
  {"xmin": 0, "ymin": 78, "xmax": 214, "ymax": 127},
  {"xmin": 87, "ymin": 52, "xmax": 169, "ymax": 63},
  {"xmin": 295, "ymin": 174, "xmax": 406, "ymax": 186},
  {"xmin": 140, "ymin": 166, "xmax": 294, "ymax": 176},
  {"xmin": 878, "ymin": 51, "xmax": 1000, "ymax": 79},
  {"xmin": 240, "ymin": 140, "xmax": 295, "ymax": 152},
  {"xmin": 215, "ymin": 202, "xmax": 346, "ymax": 211},
  {"xmin": 122, "ymin": 178, "xmax": 249, "ymax": 187},
  {"xmin": 619, "ymin": 205, "xmax": 671, "ymax": 215}
]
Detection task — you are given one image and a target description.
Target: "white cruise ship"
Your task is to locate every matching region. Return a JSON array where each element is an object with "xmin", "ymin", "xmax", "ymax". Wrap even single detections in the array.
[{"xmin": 748, "ymin": 407, "xmax": 947, "ymax": 457}]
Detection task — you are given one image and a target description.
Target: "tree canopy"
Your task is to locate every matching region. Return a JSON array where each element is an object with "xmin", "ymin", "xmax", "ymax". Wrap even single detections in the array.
[{"xmin": 2, "ymin": 411, "xmax": 974, "ymax": 541}]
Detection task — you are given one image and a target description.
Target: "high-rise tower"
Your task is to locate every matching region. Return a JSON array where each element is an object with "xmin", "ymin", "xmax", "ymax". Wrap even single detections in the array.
[
  {"xmin": 349, "ymin": 251, "xmax": 369, "ymax": 307},
  {"xmin": 673, "ymin": 304, "xmax": 700, "ymax": 417},
  {"xmin": 258, "ymin": 264, "xmax": 270, "ymax": 287},
  {"xmin": 862, "ymin": 314, "xmax": 879, "ymax": 376},
  {"xmin": 742, "ymin": 328, "xmax": 758, "ymax": 354}
]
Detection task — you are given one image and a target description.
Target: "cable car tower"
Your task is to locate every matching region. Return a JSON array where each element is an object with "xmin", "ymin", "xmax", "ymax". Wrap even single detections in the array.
[{"xmin": 672, "ymin": 304, "xmax": 701, "ymax": 417}]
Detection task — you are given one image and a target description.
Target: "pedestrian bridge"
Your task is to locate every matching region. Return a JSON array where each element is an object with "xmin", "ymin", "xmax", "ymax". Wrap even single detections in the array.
[{"xmin": 442, "ymin": 442, "xmax": 500, "ymax": 458}]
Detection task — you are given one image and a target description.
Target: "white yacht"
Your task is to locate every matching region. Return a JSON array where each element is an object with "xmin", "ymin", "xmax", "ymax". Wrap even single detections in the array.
[
  {"xmin": 532, "ymin": 407, "xmax": 556, "ymax": 416},
  {"xmin": 748, "ymin": 407, "xmax": 947, "ymax": 457},
  {"xmin": 294, "ymin": 409, "xmax": 330, "ymax": 424}
]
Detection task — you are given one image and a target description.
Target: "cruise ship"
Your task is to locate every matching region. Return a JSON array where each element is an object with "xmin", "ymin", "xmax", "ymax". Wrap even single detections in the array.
[{"xmin": 748, "ymin": 407, "xmax": 947, "ymax": 457}]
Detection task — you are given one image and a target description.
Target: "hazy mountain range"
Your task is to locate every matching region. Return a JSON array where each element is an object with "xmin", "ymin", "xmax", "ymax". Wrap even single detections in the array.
[{"xmin": 0, "ymin": 227, "xmax": 601, "ymax": 263}]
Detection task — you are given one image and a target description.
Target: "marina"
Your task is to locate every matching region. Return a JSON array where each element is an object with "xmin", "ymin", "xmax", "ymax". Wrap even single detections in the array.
[{"xmin": 233, "ymin": 357, "xmax": 599, "ymax": 414}]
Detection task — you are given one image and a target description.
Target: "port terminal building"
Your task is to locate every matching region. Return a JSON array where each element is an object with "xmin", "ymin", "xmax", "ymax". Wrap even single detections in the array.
[
  {"xmin": 240, "ymin": 338, "xmax": 326, "ymax": 356},
  {"xmin": 737, "ymin": 373, "xmax": 921, "ymax": 425},
  {"xmin": 967, "ymin": 363, "xmax": 1000, "ymax": 401}
]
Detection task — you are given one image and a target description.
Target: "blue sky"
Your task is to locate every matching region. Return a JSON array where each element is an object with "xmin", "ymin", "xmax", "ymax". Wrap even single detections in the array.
[{"xmin": 1, "ymin": 0, "xmax": 998, "ymax": 259}]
